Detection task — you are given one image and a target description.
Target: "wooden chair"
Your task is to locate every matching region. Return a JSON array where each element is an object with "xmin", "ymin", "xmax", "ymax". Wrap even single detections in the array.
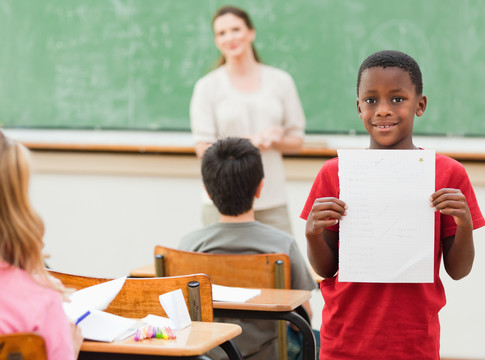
[
  {"xmin": 154, "ymin": 246, "xmax": 291, "ymax": 289},
  {"xmin": 48, "ymin": 270, "xmax": 214, "ymax": 322},
  {"xmin": 154, "ymin": 246, "xmax": 292, "ymax": 360},
  {"xmin": 0, "ymin": 332, "xmax": 47, "ymax": 360}
]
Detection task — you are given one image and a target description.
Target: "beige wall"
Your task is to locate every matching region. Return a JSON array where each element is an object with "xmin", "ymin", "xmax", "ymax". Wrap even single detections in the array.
[{"xmin": 30, "ymin": 151, "xmax": 485, "ymax": 359}]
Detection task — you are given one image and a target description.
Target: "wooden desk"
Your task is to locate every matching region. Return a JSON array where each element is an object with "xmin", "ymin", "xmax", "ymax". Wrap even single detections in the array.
[
  {"xmin": 212, "ymin": 288, "xmax": 316, "ymax": 360},
  {"xmin": 79, "ymin": 321, "xmax": 242, "ymax": 359},
  {"xmin": 130, "ymin": 263, "xmax": 156, "ymax": 278},
  {"xmin": 213, "ymin": 288, "xmax": 311, "ymax": 312},
  {"xmin": 128, "ymin": 266, "xmax": 317, "ymax": 359}
]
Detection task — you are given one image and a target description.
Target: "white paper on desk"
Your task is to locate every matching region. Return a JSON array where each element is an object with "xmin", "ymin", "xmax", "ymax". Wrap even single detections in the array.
[
  {"xmin": 76, "ymin": 309, "xmax": 138, "ymax": 342},
  {"xmin": 159, "ymin": 289, "xmax": 191, "ymax": 330},
  {"xmin": 212, "ymin": 284, "xmax": 261, "ymax": 302},
  {"xmin": 62, "ymin": 277, "xmax": 127, "ymax": 322},
  {"xmin": 337, "ymin": 149, "xmax": 435, "ymax": 283}
]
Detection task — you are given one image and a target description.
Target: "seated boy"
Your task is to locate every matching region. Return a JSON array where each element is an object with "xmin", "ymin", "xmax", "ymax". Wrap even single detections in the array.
[{"xmin": 179, "ymin": 137, "xmax": 317, "ymax": 360}]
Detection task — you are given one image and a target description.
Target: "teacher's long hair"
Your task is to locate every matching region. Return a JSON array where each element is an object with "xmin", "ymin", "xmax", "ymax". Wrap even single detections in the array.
[{"xmin": 212, "ymin": 5, "xmax": 262, "ymax": 67}]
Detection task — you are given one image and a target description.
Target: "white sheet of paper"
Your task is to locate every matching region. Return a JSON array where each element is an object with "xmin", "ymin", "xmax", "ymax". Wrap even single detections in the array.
[
  {"xmin": 63, "ymin": 277, "xmax": 127, "ymax": 322},
  {"xmin": 159, "ymin": 289, "xmax": 191, "ymax": 330},
  {"xmin": 76, "ymin": 309, "xmax": 138, "ymax": 342},
  {"xmin": 338, "ymin": 149, "xmax": 435, "ymax": 283},
  {"xmin": 212, "ymin": 284, "xmax": 261, "ymax": 302}
]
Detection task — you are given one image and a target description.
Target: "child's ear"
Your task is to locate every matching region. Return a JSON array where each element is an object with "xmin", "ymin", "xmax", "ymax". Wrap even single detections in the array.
[
  {"xmin": 356, "ymin": 98, "xmax": 363, "ymax": 118},
  {"xmin": 415, "ymin": 95, "xmax": 427, "ymax": 117},
  {"xmin": 254, "ymin": 179, "xmax": 264, "ymax": 199}
]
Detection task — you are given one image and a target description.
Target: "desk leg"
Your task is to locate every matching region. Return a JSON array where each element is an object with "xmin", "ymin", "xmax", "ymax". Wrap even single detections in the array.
[
  {"xmin": 219, "ymin": 339, "xmax": 244, "ymax": 360},
  {"xmin": 294, "ymin": 304, "xmax": 311, "ymax": 325},
  {"xmin": 214, "ymin": 307, "xmax": 316, "ymax": 360}
]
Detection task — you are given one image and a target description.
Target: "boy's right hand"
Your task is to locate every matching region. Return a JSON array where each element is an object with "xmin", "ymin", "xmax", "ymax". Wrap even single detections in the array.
[{"xmin": 306, "ymin": 197, "xmax": 347, "ymax": 237}]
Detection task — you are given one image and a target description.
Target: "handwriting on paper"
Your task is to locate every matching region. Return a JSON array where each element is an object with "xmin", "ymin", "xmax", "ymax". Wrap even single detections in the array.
[{"xmin": 337, "ymin": 149, "xmax": 435, "ymax": 283}]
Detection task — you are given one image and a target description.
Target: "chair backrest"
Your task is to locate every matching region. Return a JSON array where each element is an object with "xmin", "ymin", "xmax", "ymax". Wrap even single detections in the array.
[
  {"xmin": 0, "ymin": 332, "xmax": 47, "ymax": 360},
  {"xmin": 154, "ymin": 246, "xmax": 291, "ymax": 289},
  {"xmin": 48, "ymin": 270, "xmax": 214, "ymax": 322}
]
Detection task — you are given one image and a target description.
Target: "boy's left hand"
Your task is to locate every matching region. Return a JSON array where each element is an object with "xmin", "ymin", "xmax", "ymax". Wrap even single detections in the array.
[{"xmin": 430, "ymin": 188, "xmax": 473, "ymax": 228}]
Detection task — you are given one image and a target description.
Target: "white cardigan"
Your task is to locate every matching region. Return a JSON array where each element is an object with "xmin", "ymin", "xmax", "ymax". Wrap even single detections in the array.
[{"xmin": 190, "ymin": 64, "xmax": 306, "ymax": 210}]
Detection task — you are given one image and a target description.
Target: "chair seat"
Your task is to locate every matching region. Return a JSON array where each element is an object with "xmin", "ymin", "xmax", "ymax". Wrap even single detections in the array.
[{"xmin": 0, "ymin": 332, "xmax": 47, "ymax": 360}]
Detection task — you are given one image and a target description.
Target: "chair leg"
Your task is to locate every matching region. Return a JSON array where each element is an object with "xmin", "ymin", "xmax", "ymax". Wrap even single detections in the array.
[
  {"xmin": 274, "ymin": 259, "xmax": 288, "ymax": 360},
  {"xmin": 187, "ymin": 281, "xmax": 202, "ymax": 321},
  {"xmin": 277, "ymin": 320, "xmax": 288, "ymax": 360},
  {"xmin": 154, "ymin": 254, "xmax": 165, "ymax": 277}
]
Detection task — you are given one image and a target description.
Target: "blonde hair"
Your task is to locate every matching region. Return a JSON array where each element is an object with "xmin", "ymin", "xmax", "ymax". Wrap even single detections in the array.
[{"xmin": 0, "ymin": 130, "xmax": 60, "ymax": 291}]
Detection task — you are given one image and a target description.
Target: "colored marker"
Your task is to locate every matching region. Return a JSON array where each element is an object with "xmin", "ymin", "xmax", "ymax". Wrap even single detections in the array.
[{"xmin": 166, "ymin": 327, "xmax": 175, "ymax": 340}]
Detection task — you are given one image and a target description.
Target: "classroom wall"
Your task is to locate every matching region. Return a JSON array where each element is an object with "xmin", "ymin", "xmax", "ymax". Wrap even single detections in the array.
[{"xmin": 30, "ymin": 151, "xmax": 485, "ymax": 359}]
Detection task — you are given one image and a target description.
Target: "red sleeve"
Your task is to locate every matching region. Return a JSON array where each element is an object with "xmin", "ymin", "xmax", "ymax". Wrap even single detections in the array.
[
  {"xmin": 300, "ymin": 158, "xmax": 340, "ymax": 233},
  {"xmin": 436, "ymin": 154, "xmax": 485, "ymax": 239}
]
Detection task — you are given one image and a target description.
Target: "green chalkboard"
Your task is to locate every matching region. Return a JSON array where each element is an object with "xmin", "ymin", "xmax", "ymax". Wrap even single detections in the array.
[{"xmin": 1, "ymin": 0, "xmax": 485, "ymax": 136}]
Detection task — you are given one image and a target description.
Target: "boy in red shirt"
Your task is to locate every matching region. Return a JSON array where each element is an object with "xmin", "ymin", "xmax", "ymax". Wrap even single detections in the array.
[{"xmin": 301, "ymin": 50, "xmax": 485, "ymax": 359}]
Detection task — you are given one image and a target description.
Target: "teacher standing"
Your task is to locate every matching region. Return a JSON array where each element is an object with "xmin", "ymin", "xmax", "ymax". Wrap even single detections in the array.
[{"xmin": 190, "ymin": 5, "xmax": 306, "ymax": 234}]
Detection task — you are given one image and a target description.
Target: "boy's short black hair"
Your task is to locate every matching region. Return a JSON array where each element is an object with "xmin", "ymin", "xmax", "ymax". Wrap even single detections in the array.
[
  {"xmin": 202, "ymin": 137, "xmax": 264, "ymax": 216},
  {"xmin": 357, "ymin": 50, "xmax": 423, "ymax": 95}
]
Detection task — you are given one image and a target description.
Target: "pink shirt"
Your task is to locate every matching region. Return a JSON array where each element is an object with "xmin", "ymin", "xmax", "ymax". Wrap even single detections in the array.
[{"xmin": 0, "ymin": 262, "xmax": 74, "ymax": 360}]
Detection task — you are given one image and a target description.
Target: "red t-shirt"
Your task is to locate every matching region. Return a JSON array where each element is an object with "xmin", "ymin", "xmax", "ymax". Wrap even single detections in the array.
[{"xmin": 301, "ymin": 153, "xmax": 485, "ymax": 360}]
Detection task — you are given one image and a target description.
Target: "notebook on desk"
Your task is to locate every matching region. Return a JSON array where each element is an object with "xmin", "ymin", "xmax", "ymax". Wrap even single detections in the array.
[
  {"xmin": 63, "ymin": 277, "xmax": 138, "ymax": 342},
  {"xmin": 76, "ymin": 310, "xmax": 139, "ymax": 342}
]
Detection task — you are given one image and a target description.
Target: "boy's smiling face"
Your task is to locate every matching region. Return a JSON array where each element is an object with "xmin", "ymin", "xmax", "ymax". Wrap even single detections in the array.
[{"xmin": 357, "ymin": 66, "xmax": 427, "ymax": 149}]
